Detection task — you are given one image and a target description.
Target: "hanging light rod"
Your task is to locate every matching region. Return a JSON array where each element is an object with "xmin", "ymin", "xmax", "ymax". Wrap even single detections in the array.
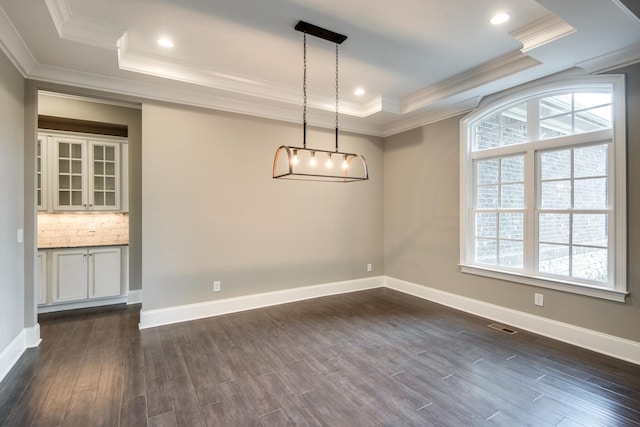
[
  {"xmin": 294, "ymin": 21, "xmax": 347, "ymax": 44},
  {"xmin": 273, "ymin": 20, "xmax": 368, "ymax": 182}
]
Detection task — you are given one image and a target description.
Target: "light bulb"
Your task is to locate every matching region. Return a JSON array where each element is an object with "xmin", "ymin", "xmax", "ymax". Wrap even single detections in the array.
[
  {"xmin": 342, "ymin": 155, "xmax": 349, "ymax": 170},
  {"xmin": 291, "ymin": 149, "xmax": 299, "ymax": 165},
  {"xmin": 310, "ymin": 152, "xmax": 317, "ymax": 167},
  {"xmin": 326, "ymin": 153, "xmax": 333, "ymax": 169}
]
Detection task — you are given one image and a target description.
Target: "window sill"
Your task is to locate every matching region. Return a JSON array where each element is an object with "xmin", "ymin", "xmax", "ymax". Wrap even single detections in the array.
[{"xmin": 459, "ymin": 264, "xmax": 628, "ymax": 303}]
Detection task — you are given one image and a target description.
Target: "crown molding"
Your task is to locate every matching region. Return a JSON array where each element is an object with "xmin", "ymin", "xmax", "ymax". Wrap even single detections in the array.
[
  {"xmin": 381, "ymin": 97, "xmax": 480, "ymax": 137},
  {"xmin": 43, "ymin": 0, "xmax": 70, "ymax": 36},
  {"xmin": 44, "ymin": 0, "xmax": 123, "ymax": 49},
  {"xmin": 28, "ymin": 63, "xmax": 385, "ymax": 136},
  {"xmin": 361, "ymin": 95, "xmax": 401, "ymax": 116},
  {"xmin": 510, "ymin": 13, "xmax": 576, "ymax": 53},
  {"xmin": 39, "ymin": 90, "xmax": 141, "ymax": 110},
  {"xmin": 576, "ymin": 42, "xmax": 640, "ymax": 73},
  {"xmin": 400, "ymin": 51, "xmax": 541, "ymax": 114},
  {"xmin": 612, "ymin": 0, "xmax": 640, "ymax": 30},
  {"xmin": 116, "ymin": 32, "xmax": 372, "ymax": 118},
  {"xmin": 0, "ymin": 5, "xmax": 36, "ymax": 75}
]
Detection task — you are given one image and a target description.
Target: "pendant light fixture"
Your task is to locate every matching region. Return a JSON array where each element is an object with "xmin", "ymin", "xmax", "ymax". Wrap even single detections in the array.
[{"xmin": 273, "ymin": 21, "xmax": 369, "ymax": 182}]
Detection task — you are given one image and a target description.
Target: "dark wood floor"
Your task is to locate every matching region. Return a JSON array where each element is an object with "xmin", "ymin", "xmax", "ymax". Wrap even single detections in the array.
[{"xmin": 1, "ymin": 288, "xmax": 639, "ymax": 426}]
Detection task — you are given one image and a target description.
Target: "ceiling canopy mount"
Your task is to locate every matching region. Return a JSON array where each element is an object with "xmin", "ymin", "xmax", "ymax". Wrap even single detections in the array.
[{"xmin": 294, "ymin": 20, "xmax": 347, "ymax": 44}]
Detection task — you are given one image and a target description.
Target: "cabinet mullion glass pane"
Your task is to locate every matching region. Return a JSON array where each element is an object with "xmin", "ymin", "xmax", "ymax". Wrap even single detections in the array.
[
  {"xmin": 59, "ymin": 191, "xmax": 70, "ymax": 206},
  {"xmin": 71, "ymin": 175, "xmax": 82, "ymax": 190},
  {"xmin": 91, "ymin": 143, "xmax": 118, "ymax": 207},
  {"xmin": 59, "ymin": 158, "xmax": 69, "ymax": 173},
  {"xmin": 71, "ymin": 191, "xmax": 82, "ymax": 206},
  {"xmin": 57, "ymin": 141, "xmax": 84, "ymax": 208}
]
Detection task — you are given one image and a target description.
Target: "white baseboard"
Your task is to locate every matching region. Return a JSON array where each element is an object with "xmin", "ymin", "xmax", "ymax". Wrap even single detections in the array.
[
  {"xmin": 127, "ymin": 290, "xmax": 142, "ymax": 305},
  {"xmin": 139, "ymin": 276, "xmax": 384, "ymax": 329},
  {"xmin": 136, "ymin": 274, "xmax": 639, "ymax": 365},
  {"xmin": 0, "ymin": 324, "xmax": 41, "ymax": 384},
  {"xmin": 38, "ymin": 295, "xmax": 128, "ymax": 313},
  {"xmin": 385, "ymin": 276, "xmax": 640, "ymax": 366},
  {"xmin": 24, "ymin": 324, "xmax": 41, "ymax": 348}
]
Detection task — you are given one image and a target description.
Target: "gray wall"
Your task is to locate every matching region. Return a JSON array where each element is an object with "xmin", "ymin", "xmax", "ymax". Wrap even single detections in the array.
[
  {"xmin": 141, "ymin": 102, "xmax": 384, "ymax": 310},
  {"xmin": 0, "ymin": 49, "xmax": 25, "ymax": 352},
  {"xmin": 384, "ymin": 64, "xmax": 640, "ymax": 342},
  {"xmin": 37, "ymin": 94, "xmax": 143, "ymax": 291}
]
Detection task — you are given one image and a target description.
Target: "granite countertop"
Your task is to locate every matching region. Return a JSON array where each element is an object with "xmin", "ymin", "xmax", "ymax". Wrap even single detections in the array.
[{"xmin": 38, "ymin": 243, "xmax": 129, "ymax": 250}]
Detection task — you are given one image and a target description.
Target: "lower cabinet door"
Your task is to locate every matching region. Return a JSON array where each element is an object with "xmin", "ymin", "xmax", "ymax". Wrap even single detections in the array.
[
  {"xmin": 88, "ymin": 247, "xmax": 121, "ymax": 299},
  {"xmin": 36, "ymin": 251, "xmax": 47, "ymax": 305},
  {"xmin": 52, "ymin": 249, "xmax": 88, "ymax": 303}
]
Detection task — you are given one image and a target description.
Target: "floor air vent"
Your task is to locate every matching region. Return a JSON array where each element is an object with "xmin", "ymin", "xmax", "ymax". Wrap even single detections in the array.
[{"xmin": 488, "ymin": 323, "xmax": 518, "ymax": 335}]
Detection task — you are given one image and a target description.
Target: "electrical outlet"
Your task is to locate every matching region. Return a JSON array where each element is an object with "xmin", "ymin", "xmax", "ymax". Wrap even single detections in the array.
[
  {"xmin": 534, "ymin": 293, "xmax": 544, "ymax": 307},
  {"xmin": 88, "ymin": 223, "xmax": 96, "ymax": 232},
  {"xmin": 213, "ymin": 281, "xmax": 221, "ymax": 292},
  {"xmin": 367, "ymin": 263, "xmax": 372, "ymax": 272}
]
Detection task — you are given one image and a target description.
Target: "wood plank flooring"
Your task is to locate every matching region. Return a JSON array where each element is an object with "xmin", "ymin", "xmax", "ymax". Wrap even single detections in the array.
[{"xmin": 1, "ymin": 288, "xmax": 639, "ymax": 426}]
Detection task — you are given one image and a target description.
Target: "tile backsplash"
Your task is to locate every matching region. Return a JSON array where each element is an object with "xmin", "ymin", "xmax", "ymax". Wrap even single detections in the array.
[{"xmin": 38, "ymin": 212, "xmax": 129, "ymax": 248}]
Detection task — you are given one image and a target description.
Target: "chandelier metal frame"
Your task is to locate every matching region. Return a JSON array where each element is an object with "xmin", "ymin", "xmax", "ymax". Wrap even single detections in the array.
[{"xmin": 272, "ymin": 21, "xmax": 369, "ymax": 182}]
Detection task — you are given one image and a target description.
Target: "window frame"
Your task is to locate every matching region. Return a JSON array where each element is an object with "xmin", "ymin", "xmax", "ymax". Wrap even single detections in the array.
[{"xmin": 459, "ymin": 75, "xmax": 627, "ymax": 302}]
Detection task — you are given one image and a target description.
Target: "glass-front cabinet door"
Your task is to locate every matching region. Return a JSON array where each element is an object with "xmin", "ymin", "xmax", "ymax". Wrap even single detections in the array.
[
  {"xmin": 53, "ymin": 137, "xmax": 86, "ymax": 210},
  {"xmin": 89, "ymin": 141, "xmax": 120, "ymax": 210},
  {"xmin": 43, "ymin": 133, "xmax": 125, "ymax": 212},
  {"xmin": 36, "ymin": 135, "xmax": 47, "ymax": 211}
]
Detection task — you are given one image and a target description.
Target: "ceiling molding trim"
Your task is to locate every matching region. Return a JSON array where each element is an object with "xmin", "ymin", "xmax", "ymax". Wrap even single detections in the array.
[
  {"xmin": 45, "ymin": 0, "xmax": 123, "ymax": 49},
  {"xmin": 400, "ymin": 51, "xmax": 541, "ymax": 114},
  {"xmin": 43, "ymin": 0, "xmax": 70, "ymax": 37},
  {"xmin": 611, "ymin": 0, "xmax": 640, "ymax": 30},
  {"xmin": 510, "ymin": 13, "xmax": 576, "ymax": 53},
  {"xmin": 116, "ymin": 32, "xmax": 369, "ymax": 117},
  {"xmin": 360, "ymin": 95, "xmax": 401, "ymax": 116},
  {"xmin": 27, "ymin": 63, "xmax": 385, "ymax": 136},
  {"xmin": 0, "ymin": 5, "xmax": 37, "ymax": 75},
  {"xmin": 381, "ymin": 97, "xmax": 481, "ymax": 137},
  {"xmin": 38, "ymin": 90, "xmax": 141, "ymax": 110},
  {"xmin": 576, "ymin": 42, "xmax": 640, "ymax": 73}
]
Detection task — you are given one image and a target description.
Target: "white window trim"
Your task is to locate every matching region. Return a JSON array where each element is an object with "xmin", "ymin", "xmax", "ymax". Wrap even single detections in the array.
[{"xmin": 459, "ymin": 74, "xmax": 627, "ymax": 302}]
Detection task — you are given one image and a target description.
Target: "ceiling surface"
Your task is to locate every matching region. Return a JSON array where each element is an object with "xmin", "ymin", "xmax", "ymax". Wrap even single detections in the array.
[{"xmin": 1, "ymin": 0, "xmax": 639, "ymax": 136}]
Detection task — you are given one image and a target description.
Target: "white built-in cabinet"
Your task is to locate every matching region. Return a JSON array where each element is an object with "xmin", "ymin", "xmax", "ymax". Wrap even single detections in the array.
[
  {"xmin": 38, "ymin": 246, "xmax": 125, "ymax": 308},
  {"xmin": 38, "ymin": 132, "xmax": 128, "ymax": 213},
  {"xmin": 36, "ymin": 130, "xmax": 129, "ymax": 312},
  {"xmin": 36, "ymin": 251, "xmax": 46, "ymax": 305}
]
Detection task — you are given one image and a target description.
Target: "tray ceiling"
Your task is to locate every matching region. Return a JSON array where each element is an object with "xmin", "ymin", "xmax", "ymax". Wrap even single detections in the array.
[{"xmin": 0, "ymin": 0, "xmax": 639, "ymax": 136}]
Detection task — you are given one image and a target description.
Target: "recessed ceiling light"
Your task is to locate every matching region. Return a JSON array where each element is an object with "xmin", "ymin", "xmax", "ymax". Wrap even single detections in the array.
[
  {"xmin": 157, "ymin": 38, "xmax": 174, "ymax": 48},
  {"xmin": 354, "ymin": 88, "xmax": 365, "ymax": 96},
  {"xmin": 490, "ymin": 12, "xmax": 510, "ymax": 25}
]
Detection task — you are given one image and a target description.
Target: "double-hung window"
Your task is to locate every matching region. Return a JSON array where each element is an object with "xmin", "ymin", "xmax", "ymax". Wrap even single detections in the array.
[{"xmin": 460, "ymin": 76, "xmax": 627, "ymax": 301}]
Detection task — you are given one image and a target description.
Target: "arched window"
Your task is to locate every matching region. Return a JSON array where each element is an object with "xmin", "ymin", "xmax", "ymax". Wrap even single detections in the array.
[{"xmin": 459, "ymin": 75, "xmax": 626, "ymax": 301}]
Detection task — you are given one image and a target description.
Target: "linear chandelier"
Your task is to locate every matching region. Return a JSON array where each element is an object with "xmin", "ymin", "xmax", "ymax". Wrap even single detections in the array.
[{"xmin": 273, "ymin": 21, "xmax": 369, "ymax": 182}]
